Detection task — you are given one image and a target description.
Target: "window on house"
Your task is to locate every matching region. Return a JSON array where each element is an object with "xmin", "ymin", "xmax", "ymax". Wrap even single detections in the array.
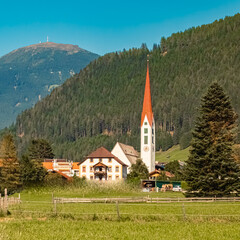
[
  {"xmin": 144, "ymin": 136, "xmax": 148, "ymax": 144},
  {"xmin": 108, "ymin": 166, "xmax": 112, "ymax": 172},
  {"xmin": 90, "ymin": 167, "xmax": 93, "ymax": 172},
  {"xmin": 152, "ymin": 128, "xmax": 154, "ymax": 134},
  {"xmin": 99, "ymin": 158, "xmax": 102, "ymax": 162},
  {"xmin": 115, "ymin": 166, "xmax": 119, "ymax": 172},
  {"xmin": 116, "ymin": 175, "xmax": 119, "ymax": 180},
  {"xmin": 108, "ymin": 158, "xmax": 112, "ymax": 163},
  {"xmin": 108, "ymin": 175, "xmax": 112, "ymax": 180},
  {"xmin": 144, "ymin": 122, "xmax": 147, "ymax": 125},
  {"xmin": 90, "ymin": 159, "xmax": 93, "ymax": 163},
  {"xmin": 152, "ymin": 137, "xmax": 154, "ymax": 144},
  {"xmin": 90, "ymin": 175, "xmax": 93, "ymax": 180},
  {"xmin": 82, "ymin": 166, "xmax": 86, "ymax": 172},
  {"xmin": 144, "ymin": 128, "xmax": 148, "ymax": 134}
]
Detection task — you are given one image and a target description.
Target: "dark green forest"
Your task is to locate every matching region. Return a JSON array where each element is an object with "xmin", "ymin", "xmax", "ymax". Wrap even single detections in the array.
[{"xmin": 14, "ymin": 14, "xmax": 240, "ymax": 161}]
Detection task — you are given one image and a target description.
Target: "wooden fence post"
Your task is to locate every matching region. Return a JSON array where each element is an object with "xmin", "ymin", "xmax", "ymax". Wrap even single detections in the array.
[
  {"xmin": 182, "ymin": 203, "xmax": 186, "ymax": 221},
  {"xmin": 0, "ymin": 193, "xmax": 2, "ymax": 211},
  {"xmin": 116, "ymin": 201, "xmax": 120, "ymax": 220},
  {"xmin": 54, "ymin": 199, "xmax": 57, "ymax": 214},
  {"xmin": 4, "ymin": 188, "xmax": 8, "ymax": 214}
]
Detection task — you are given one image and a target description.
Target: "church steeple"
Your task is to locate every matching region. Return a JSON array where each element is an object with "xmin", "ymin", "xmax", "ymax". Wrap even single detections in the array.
[
  {"xmin": 140, "ymin": 56, "xmax": 155, "ymax": 173},
  {"xmin": 141, "ymin": 57, "xmax": 153, "ymax": 127}
]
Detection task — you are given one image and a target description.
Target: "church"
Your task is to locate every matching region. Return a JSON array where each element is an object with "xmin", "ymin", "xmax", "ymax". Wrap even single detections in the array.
[
  {"xmin": 140, "ymin": 58, "xmax": 155, "ymax": 173},
  {"xmin": 77, "ymin": 58, "xmax": 156, "ymax": 180}
]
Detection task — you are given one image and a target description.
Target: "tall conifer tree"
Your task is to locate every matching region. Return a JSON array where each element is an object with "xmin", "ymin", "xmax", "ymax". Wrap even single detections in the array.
[
  {"xmin": 0, "ymin": 134, "xmax": 21, "ymax": 194},
  {"xmin": 184, "ymin": 82, "xmax": 240, "ymax": 196},
  {"xmin": 20, "ymin": 139, "xmax": 52, "ymax": 185},
  {"xmin": 28, "ymin": 139, "xmax": 54, "ymax": 160}
]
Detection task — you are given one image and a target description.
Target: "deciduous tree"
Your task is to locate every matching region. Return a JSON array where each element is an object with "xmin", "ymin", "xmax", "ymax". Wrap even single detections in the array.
[{"xmin": 128, "ymin": 158, "xmax": 149, "ymax": 180}]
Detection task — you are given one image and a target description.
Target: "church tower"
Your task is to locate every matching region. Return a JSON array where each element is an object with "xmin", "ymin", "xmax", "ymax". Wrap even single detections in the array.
[{"xmin": 141, "ymin": 58, "xmax": 155, "ymax": 173}]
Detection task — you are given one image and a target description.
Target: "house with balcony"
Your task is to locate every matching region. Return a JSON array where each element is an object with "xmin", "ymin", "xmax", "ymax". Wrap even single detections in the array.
[{"xmin": 78, "ymin": 147, "xmax": 128, "ymax": 181}]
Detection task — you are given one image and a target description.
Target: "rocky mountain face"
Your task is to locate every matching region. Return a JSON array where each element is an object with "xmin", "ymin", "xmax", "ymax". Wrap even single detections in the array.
[{"xmin": 0, "ymin": 42, "xmax": 99, "ymax": 129}]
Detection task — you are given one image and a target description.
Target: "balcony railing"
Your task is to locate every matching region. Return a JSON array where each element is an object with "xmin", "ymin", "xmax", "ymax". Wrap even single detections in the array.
[{"xmin": 94, "ymin": 171, "xmax": 107, "ymax": 176}]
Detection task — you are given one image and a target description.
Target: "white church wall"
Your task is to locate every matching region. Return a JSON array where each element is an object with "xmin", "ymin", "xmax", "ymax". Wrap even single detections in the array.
[
  {"xmin": 141, "ymin": 115, "xmax": 155, "ymax": 172},
  {"xmin": 111, "ymin": 143, "xmax": 131, "ymax": 174}
]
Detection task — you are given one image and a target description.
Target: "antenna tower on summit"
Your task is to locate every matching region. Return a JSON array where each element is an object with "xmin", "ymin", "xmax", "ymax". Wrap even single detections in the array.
[{"xmin": 47, "ymin": 36, "xmax": 49, "ymax": 42}]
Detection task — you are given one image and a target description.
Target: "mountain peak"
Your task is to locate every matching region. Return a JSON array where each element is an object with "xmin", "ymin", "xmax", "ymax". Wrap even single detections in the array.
[
  {"xmin": 0, "ymin": 42, "xmax": 99, "ymax": 129},
  {"xmin": 8, "ymin": 42, "xmax": 88, "ymax": 56},
  {"xmin": 25, "ymin": 42, "xmax": 87, "ymax": 54}
]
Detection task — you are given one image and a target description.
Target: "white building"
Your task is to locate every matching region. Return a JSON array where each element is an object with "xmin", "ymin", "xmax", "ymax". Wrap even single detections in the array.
[
  {"xmin": 43, "ymin": 159, "xmax": 79, "ymax": 177},
  {"xmin": 111, "ymin": 142, "xmax": 139, "ymax": 174},
  {"xmin": 78, "ymin": 147, "xmax": 128, "ymax": 181},
  {"xmin": 140, "ymin": 59, "xmax": 155, "ymax": 173}
]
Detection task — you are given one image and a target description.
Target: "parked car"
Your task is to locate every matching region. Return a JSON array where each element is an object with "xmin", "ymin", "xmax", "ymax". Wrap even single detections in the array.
[{"xmin": 172, "ymin": 186, "xmax": 182, "ymax": 192}]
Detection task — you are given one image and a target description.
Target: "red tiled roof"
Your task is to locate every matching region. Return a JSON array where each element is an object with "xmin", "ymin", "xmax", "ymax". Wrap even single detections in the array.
[
  {"xmin": 52, "ymin": 170, "xmax": 72, "ymax": 181},
  {"xmin": 141, "ymin": 60, "xmax": 154, "ymax": 127},
  {"xmin": 87, "ymin": 147, "xmax": 115, "ymax": 158},
  {"xmin": 81, "ymin": 147, "xmax": 127, "ymax": 166},
  {"xmin": 43, "ymin": 162, "xmax": 53, "ymax": 170},
  {"xmin": 72, "ymin": 162, "xmax": 80, "ymax": 169}
]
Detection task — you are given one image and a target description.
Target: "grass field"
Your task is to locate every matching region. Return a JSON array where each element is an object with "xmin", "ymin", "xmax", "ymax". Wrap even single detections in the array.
[
  {"xmin": 155, "ymin": 145, "xmax": 190, "ymax": 163},
  {"xmin": 17, "ymin": 184, "xmax": 184, "ymax": 201},
  {"xmin": 1, "ymin": 219, "xmax": 240, "ymax": 240},
  {"xmin": 1, "ymin": 185, "xmax": 240, "ymax": 240}
]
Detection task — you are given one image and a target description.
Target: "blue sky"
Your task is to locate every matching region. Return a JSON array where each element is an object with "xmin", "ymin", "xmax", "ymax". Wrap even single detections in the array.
[{"xmin": 0, "ymin": 0, "xmax": 240, "ymax": 56}]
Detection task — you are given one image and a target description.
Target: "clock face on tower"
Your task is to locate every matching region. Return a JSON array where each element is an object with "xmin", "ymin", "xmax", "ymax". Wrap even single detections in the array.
[{"xmin": 144, "ymin": 146, "xmax": 149, "ymax": 152}]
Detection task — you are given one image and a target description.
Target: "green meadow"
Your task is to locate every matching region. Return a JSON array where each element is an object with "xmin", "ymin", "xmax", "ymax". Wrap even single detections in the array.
[
  {"xmin": 155, "ymin": 145, "xmax": 190, "ymax": 163},
  {"xmin": 1, "ymin": 219, "xmax": 240, "ymax": 240},
  {"xmin": 1, "ymin": 184, "xmax": 240, "ymax": 240}
]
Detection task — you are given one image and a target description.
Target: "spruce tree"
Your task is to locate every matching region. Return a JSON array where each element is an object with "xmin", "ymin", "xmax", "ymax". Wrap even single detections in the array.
[
  {"xmin": 0, "ymin": 134, "xmax": 21, "ymax": 194},
  {"xmin": 21, "ymin": 138, "xmax": 52, "ymax": 185},
  {"xmin": 184, "ymin": 82, "xmax": 240, "ymax": 196},
  {"xmin": 28, "ymin": 139, "xmax": 54, "ymax": 160},
  {"xmin": 20, "ymin": 155, "xmax": 47, "ymax": 185}
]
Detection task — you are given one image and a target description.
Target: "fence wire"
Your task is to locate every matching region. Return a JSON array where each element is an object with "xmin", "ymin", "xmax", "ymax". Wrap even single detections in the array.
[{"xmin": 6, "ymin": 199, "xmax": 240, "ymax": 221}]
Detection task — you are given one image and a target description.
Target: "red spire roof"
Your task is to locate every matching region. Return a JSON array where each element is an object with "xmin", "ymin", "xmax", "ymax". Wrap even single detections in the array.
[{"xmin": 141, "ymin": 59, "xmax": 153, "ymax": 126}]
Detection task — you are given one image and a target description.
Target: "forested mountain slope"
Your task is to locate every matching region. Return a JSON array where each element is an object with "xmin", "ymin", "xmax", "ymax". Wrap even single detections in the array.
[
  {"xmin": 15, "ymin": 14, "xmax": 240, "ymax": 160},
  {"xmin": 0, "ymin": 42, "xmax": 99, "ymax": 129}
]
